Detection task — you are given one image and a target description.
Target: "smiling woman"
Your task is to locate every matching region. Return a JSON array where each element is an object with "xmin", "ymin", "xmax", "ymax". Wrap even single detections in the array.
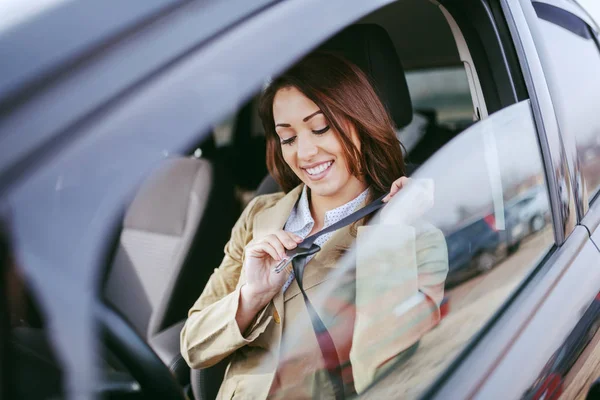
[
  {"xmin": 180, "ymin": 52, "xmax": 448, "ymax": 399},
  {"xmin": 260, "ymin": 53, "xmax": 406, "ymax": 212}
]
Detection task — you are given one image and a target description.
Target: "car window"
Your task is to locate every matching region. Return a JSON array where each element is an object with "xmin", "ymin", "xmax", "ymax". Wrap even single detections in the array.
[
  {"xmin": 269, "ymin": 100, "xmax": 555, "ymax": 398},
  {"xmin": 395, "ymin": 67, "xmax": 474, "ymax": 157},
  {"xmin": 405, "ymin": 67, "xmax": 474, "ymax": 130},
  {"xmin": 213, "ymin": 114, "xmax": 237, "ymax": 148},
  {"xmin": 530, "ymin": 1, "xmax": 600, "ymax": 206}
]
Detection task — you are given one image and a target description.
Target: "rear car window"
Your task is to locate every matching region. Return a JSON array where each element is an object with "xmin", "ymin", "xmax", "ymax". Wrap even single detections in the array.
[{"xmin": 530, "ymin": 1, "xmax": 600, "ymax": 205}]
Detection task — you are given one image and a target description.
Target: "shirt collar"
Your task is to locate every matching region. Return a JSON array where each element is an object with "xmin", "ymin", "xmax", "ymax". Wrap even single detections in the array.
[{"xmin": 287, "ymin": 185, "xmax": 369, "ymax": 234}]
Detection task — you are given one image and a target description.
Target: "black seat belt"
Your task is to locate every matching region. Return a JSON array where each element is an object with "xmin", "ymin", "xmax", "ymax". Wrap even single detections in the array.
[{"xmin": 279, "ymin": 193, "xmax": 387, "ymax": 400}]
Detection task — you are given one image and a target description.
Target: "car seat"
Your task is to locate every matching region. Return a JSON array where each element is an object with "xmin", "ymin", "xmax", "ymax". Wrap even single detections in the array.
[{"xmin": 104, "ymin": 156, "xmax": 239, "ymax": 386}]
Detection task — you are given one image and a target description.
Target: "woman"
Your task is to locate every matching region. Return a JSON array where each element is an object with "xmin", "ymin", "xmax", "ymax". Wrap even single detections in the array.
[{"xmin": 181, "ymin": 52, "xmax": 448, "ymax": 399}]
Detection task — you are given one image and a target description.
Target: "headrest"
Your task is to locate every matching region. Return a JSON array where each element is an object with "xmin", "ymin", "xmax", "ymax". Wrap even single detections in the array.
[
  {"xmin": 124, "ymin": 158, "xmax": 212, "ymax": 236},
  {"xmin": 319, "ymin": 24, "xmax": 413, "ymax": 129}
]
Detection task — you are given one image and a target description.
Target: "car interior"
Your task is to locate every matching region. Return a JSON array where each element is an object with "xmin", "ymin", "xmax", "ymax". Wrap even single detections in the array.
[{"xmin": 7, "ymin": 0, "xmax": 541, "ymax": 398}]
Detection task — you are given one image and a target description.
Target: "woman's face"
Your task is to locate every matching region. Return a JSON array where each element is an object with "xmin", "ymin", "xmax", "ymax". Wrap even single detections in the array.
[{"xmin": 273, "ymin": 86, "xmax": 365, "ymax": 200}]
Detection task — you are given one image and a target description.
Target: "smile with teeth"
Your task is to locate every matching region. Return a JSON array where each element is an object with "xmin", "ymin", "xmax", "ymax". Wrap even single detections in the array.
[{"xmin": 304, "ymin": 161, "xmax": 333, "ymax": 176}]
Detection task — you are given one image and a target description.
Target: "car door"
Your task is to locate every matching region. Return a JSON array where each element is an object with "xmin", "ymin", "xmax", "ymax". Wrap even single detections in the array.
[
  {"xmin": 422, "ymin": 1, "xmax": 600, "ymax": 399},
  {"xmin": 516, "ymin": 0, "xmax": 600, "ymax": 397}
]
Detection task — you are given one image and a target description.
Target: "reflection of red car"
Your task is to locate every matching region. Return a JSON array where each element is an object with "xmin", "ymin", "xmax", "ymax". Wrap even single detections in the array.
[
  {"xmin": 439, "ymin": 297, "xmax": 450, "ymax": 323},
  {"xmin": 532, "ymin": 373, "xmax": 562, "ymax": 400},
  {"xmin": 523, "ymin": 292, "xmax": 600, "ymax": 400}
]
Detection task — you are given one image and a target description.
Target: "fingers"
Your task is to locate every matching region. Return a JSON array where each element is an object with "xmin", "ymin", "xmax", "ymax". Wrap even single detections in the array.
[
  {"xmin": 273, "ymin": 230, "xmax": 303, "ymax": 249},
  {"xmin": 383, "ymin": 176, "xmax": 411, "ymax": 203},
  {"xmin": 246, "ymin": 241, "xmax": 282, "ymax": 261},
  {"xmin": 263, "ymin": 234, "xmax": 288, "ymax": 260},
  {"xmin": 247, "ymin": 231, "xmax": 304, "ymax": 261}
]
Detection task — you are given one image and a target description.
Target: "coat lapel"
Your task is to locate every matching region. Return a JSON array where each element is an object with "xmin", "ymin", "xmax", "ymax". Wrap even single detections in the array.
[{"xmin": 253, "ymin": 185, "xmax": 302, "ymax": 239}]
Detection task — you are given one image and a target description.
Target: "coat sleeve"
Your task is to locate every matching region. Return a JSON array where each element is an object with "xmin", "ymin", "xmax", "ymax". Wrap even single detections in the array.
[
  {"xmin": 350, "ymin": 221, "xmax": 449, "ymax": 393},
  {"xmin": 180, "ymin": 197, "xmax": 274, "ymax": 369}
]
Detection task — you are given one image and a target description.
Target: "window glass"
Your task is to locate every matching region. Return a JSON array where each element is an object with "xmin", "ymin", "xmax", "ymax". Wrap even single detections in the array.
[
  {"xmin": 532, "ymin": 2, "xmax": 600, "ymax": 203},
  {"xmin": 400, "ymin": 67, "xmax": 475, "ymax": 165},
  {"xmin": 271, "ymin": 100, "xmax": 554, "ymax": 398},
  {"xmin": 213, "ymin": 114, "xmax": 237, "ymax": 147},
  {"xmin": 405, "ymin": 67, "xmax": 474, "ymax": 129}
]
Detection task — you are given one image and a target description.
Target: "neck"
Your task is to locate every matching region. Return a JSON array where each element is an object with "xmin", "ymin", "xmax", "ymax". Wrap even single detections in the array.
[{"xmin": 308, "ymin": 178, "xmax": 367, "ymax": 230}]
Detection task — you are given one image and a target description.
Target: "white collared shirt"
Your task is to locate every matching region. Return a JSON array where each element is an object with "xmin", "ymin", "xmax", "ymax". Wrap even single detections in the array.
[{"xmin": 281, "ymin": 185, "xmax": 369, "ymax": 292}]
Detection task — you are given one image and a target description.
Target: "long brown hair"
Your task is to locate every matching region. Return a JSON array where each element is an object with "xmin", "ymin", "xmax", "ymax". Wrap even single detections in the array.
[{"xmin": 258, "ymin": 52, "xmax": 405, "ymax": 202}]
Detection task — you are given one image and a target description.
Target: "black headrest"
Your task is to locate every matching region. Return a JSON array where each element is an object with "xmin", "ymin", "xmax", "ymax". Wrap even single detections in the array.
[{"xmin": 319, "ymin": 24, "xmax": 413, "ymax": 129}]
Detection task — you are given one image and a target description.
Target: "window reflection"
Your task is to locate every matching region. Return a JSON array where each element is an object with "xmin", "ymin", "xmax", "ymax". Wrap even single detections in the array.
[
  {"xmin": 271, "ymin": 101, "xmax": 554, "ymax": 398},
  {"xmin": 361, "ymin": 100, "xmax": 554, "ymax": 398},
  {"xmin": 533, "ymin": 7, "xmax": 600, "ymax": 204}
]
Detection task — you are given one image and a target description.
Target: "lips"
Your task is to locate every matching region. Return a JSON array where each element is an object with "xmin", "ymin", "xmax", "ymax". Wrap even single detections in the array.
[
  {"xmin": 304, "ymin": 161, "xmax": 333, "ymax": 175},
  {"xmin": 301, "ymin": 160, "xmax": 334, "ymax": 180}
]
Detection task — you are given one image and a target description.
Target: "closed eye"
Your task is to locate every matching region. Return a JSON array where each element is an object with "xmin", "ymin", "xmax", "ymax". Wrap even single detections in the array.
[
  {"xmin": 281, "ymin": 136, "xmax": 296, "ymax": 145},
  {"xmin": 312, "ymin": 126, "xmax": 330, "ymax": 135}
]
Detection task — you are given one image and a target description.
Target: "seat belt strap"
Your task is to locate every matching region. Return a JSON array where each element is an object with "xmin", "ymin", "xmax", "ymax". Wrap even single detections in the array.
[{"xmin": 290, "ymin": 193, "xmax": 387, "ymax": 400}]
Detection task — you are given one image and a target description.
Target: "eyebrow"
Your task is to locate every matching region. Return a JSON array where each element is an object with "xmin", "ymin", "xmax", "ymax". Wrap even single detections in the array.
[{"xmin": 275, "ymin": 110, "xmax": 323, "ymax": 128}]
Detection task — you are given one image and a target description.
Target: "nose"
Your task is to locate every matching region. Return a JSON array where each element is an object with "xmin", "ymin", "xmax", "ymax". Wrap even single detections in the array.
[{"xmin": 296, "ymin": 132, "xmax": 318, "ymax": 160}]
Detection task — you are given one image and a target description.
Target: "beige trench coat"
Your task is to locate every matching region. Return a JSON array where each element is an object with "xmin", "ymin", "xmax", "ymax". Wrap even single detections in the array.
[{"xmin": 180, "ymin": 185, "xmax": 448, "ymax": 399}]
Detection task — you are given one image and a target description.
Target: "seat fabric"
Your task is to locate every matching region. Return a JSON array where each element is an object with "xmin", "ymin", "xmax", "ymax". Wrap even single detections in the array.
[{"xmin": 105, "ymin": 156, "xmax": 239, "ymax": 385}]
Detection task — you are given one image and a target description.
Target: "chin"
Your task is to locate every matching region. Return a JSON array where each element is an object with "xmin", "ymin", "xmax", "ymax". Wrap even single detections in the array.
[{"xmin": 306, "ymin": 181, "xmax": 343, "ymax": 197}]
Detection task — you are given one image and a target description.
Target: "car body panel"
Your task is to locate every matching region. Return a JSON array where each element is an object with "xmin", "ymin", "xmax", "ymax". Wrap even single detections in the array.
[
  {"xmin": 522, "ymin": 292, "xmax": 600, "ymax": 400},
  {"xmin": 430, "ymin": 226, "xmax": 599, "ymax": 399},
  {"xmin": 582, "ymin": 198, "xmax": 600, "ymax": 248}
]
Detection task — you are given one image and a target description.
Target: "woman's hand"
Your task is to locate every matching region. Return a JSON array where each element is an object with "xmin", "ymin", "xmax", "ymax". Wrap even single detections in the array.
[
  {"xmin": 379, "ymin": 176, "xmax": 435, "ymax": 225},
  {"xmin": 236, "ymin": 231, "xmax": 303, "ymax": 333},
  {"xmin": 242, "ymin": 230, "xmax": 303, "ymax": 305},
  {"xmin": 382, "ymin": 176, "xmax": 411, "ymax": 203}
]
